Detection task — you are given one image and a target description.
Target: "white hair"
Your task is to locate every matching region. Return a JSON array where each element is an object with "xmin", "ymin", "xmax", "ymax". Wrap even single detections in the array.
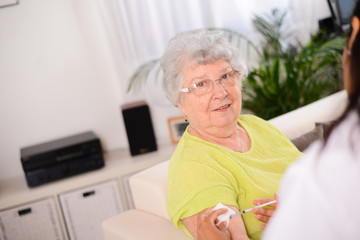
[{"xmin": 160, "ymin": 29, "xmax": 248, "ymax": 106}]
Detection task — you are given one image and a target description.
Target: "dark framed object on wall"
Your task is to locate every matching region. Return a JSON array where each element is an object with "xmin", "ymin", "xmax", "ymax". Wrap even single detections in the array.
[{"xmin": 167, "ymin": 116, "xmax": 189, "ymax": 144}]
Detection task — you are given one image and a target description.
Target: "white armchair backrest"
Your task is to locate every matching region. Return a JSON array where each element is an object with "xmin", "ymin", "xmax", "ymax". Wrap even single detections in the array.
[{"xmin": 129, "ymin": 160, "xmax": 170, "ymax": 220}]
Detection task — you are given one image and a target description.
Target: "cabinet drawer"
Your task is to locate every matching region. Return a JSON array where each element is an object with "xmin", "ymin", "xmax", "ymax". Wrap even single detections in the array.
[
  {"xmin": 0, "ymin": 198, "xmax": 64, "ymax": 240},
  {"xmin": 59, "ymin": 179, "xmax": 123, "ymax": 240}
]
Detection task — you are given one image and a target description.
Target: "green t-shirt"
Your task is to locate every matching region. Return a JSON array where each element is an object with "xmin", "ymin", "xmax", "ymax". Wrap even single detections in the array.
[{"xmin": 167, "ymin": 114, "xmax": 302, "ymax": 240}]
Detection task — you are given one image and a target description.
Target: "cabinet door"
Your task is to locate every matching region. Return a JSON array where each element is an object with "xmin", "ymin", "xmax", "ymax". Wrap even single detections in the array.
[
  {"xmin": 59, "ymin": 179, "xmax": 123, "ymax": 240},
  {"xmin": 0, "ymin": 198, "xmax": 64, "ymax": 240}
]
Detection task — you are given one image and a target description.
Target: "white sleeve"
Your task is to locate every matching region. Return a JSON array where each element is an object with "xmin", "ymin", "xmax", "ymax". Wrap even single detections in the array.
[
  {"xmin": 265, "ymin": 115, "xmax": 360, "ymax": 240},
  {"xmin": 262, "ymin": 143, "xmax": 333, "ymax": 240}
]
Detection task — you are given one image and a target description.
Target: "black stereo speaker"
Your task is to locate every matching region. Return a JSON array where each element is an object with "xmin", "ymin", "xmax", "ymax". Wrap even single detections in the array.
[{"xmin": 121, "ymin": 101, "xmax": 157, "ymax": 156}]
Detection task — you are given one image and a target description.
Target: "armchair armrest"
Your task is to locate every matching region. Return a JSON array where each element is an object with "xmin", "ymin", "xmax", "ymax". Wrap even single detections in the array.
[{"xmin": 102, "ymin": 210, "xmax": 190, "ymax": 240}]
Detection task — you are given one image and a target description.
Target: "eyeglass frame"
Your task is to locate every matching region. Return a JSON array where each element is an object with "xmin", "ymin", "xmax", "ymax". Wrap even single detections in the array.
[{"xmin": 180, "ymin": 70, "xmax": 240, "ymax": 95}]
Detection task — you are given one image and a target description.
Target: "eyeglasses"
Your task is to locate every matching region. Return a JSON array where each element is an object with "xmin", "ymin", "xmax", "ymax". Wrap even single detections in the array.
[{"xmin": 180, "ymin": 70, "xmax": 240, "ymax": 95}]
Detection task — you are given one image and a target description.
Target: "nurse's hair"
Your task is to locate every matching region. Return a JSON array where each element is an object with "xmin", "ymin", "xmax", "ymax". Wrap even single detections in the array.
[
  {"xmin": 324, "ymin": 1, "xmax": 360, "ymax": 143},
  {"xmin": 160, "ymin": 29, "xmax": 247, "ymax": 106}
]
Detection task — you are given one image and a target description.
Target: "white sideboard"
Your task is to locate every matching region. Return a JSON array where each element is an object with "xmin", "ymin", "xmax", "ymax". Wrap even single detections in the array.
[{"xmin": 0, "ymin": 144, "xmax": 175, "ymax": 240}]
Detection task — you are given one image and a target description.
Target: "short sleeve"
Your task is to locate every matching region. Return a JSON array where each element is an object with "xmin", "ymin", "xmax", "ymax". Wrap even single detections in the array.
[{"xmin": 167, "ymin": 158, "xmax": 239, "ymax": 229}]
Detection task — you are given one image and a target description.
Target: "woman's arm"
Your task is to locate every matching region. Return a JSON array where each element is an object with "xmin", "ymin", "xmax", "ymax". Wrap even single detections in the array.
[{"xmin": 182, "ymin": 205, "xmax": 250, "ymax": 240}]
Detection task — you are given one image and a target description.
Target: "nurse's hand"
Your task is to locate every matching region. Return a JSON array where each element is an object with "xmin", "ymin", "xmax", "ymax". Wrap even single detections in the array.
[
  {"xmin": 197, "ymin": 208, "xmax": 231, "ymax": 240},
  {"xmin": 251, "ymin": 193, "xmax": 278, "ymax": 230}
]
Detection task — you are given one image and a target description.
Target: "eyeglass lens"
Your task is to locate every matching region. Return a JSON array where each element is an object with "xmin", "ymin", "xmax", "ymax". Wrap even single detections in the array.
[{"xmin": 192, "ymin": 70, "xmax": 238, "ymax": 95}]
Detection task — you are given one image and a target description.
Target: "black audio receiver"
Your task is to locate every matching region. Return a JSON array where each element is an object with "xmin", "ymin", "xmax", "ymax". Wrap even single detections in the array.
[{"xmin": 20, "ymin": 131, "xmax": 104, "ymax": 187}]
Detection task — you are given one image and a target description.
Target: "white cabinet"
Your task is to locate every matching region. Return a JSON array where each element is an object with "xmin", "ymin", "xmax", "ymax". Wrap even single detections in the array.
[
  {"xmin": 0, "ymin": 198, "xmax": 64, "ymax": 240},
  {"xmin": 59, "ymin": 180, "xmax": 123, "ymax": 240},
  {"xmin": 0, "ymin": 145, "xmax": 175, "ymax": 240}
]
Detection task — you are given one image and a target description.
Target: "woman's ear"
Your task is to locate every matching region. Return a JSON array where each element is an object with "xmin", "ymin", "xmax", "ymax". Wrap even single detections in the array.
[{"xmin": 177, "ymin": 102, "xmax": 186, "ymax": 116}]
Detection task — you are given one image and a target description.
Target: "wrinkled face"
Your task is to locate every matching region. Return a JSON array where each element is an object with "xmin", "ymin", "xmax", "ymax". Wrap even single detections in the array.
[{"xmin": 177, "ymin": 59, "xmax": 242, "ymax": 137}]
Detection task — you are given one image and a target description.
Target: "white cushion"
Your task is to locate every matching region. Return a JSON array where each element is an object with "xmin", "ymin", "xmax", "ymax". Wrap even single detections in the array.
[{"xmin": 129, "ymin": 160, "xmax": 170, "ymax": 219}]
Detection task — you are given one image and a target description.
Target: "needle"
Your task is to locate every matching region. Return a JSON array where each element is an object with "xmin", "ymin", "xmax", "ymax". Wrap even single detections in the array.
[{"xmin": 237, "ymin": 200, "xmax": 277, "ymax": 216}]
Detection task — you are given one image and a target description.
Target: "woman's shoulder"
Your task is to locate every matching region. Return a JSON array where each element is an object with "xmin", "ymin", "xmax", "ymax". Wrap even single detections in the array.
[
  {"xmin": 170, "ymin": 134, "xmax": 217, "ymax": 165},
  {"xmin": 239, "ymin": 114, "xmax": 300, "ymax": 153},
  {"xmin": 239, "ymin": 114, "xmax": 269, "ymax": 124},
  {"xmin": 169, "ymin": 131, "xmax": 234, "ymax": 173},
  {"xmin": 239, "ymin": 114, "xmax": 277, "ymax": 131}
]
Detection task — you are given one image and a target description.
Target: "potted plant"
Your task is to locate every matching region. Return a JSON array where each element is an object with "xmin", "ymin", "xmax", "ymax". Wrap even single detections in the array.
[{"xmin": 242, "ymin": 9, "xmax": 345, "ymax": 119}]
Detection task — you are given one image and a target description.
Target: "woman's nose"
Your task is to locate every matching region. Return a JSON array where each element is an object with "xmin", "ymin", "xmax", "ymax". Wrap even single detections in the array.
[{"xmin": 212, "ymin": 80, "xmax": 228, "ymax": 98}]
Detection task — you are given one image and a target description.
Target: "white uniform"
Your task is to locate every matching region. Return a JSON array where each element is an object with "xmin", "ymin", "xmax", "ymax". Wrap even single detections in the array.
[{"xmin": 263, "ymin": 111, "xmax": 360, "ymax": 240}]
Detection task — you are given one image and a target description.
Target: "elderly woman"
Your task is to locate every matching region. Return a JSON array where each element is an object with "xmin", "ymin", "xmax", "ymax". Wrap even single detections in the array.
[{"xmin": 161, "ymin": 30, "xmax": 301, "ymax": 240}]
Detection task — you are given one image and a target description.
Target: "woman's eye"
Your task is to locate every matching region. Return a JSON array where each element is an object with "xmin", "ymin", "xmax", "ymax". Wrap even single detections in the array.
[
  {"xmin": 196, "ymin": 81, "xmax": 208, "ymax": 88},
  {"xmin": 221, "ymin": 74, "xmax": 230, "ymax": 80}
]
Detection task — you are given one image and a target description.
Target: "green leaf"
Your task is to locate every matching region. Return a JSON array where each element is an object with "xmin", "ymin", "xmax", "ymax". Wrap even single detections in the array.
[{"xmin": 127, "ymin": 59, "xmax": 160, "ymax": 92}]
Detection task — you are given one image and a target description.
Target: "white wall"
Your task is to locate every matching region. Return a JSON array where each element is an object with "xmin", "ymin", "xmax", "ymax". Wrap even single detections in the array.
[
  {"xmin": 290, "ymin": 0, "xmax": 333, "ymax": 44},
  {"xmin": 0, "ymin": 0, "xmax": 331, "ymax": 181},
  {"xmin": 0, "ymin": 0, "xmax": 181, "ymax": 181}
]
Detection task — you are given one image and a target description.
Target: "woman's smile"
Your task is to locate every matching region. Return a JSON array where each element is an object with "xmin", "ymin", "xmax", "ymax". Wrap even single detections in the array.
[{"xmin": 214, "ymin": 104, "xmax": 231, "ymax": 112}]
